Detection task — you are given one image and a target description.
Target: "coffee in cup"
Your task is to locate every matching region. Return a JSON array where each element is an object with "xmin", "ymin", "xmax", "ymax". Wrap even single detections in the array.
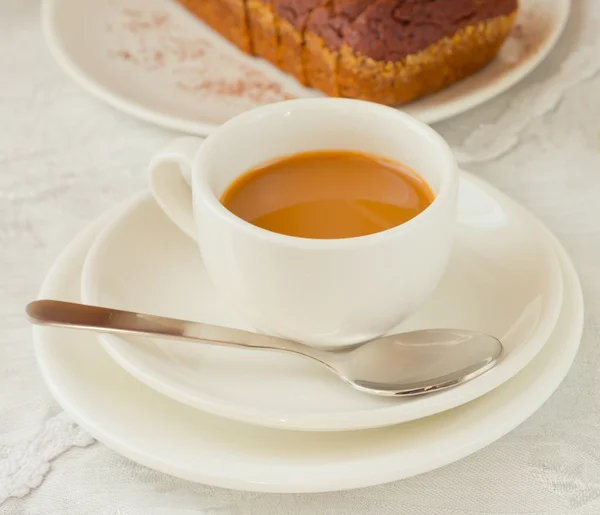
[{"xmin": 220, "ymin": 150, "xmax": 434, "ymax": 240}]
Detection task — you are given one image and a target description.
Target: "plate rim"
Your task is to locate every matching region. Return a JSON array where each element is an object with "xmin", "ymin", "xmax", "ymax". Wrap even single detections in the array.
[
  {"xmin": 32, "ymin": 195, "xmax": 584, "ymax": 492},
  {"xmin": 78, "ymin": 172, "xmax": 564, "ymax": 431},
  {"xmin": 42, "ymin": 0, "xmax": 571, "ymax": 133}
]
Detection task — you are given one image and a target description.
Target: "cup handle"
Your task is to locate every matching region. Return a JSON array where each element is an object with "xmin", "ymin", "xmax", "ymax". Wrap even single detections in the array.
[{"xmin": 148, "ymin": 136, "xmax": 203, "ymax": 241}]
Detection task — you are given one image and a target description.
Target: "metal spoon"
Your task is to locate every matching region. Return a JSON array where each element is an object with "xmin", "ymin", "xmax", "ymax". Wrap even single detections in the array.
[{"xmin": 26, "ymin": 299, "xmax": 502, "ymax": 397}]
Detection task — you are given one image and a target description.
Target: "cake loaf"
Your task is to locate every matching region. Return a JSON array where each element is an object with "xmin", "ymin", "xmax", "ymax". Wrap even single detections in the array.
[{"xmin": 177, "ymin": 0, "xmax": 518, "ymax": 105}]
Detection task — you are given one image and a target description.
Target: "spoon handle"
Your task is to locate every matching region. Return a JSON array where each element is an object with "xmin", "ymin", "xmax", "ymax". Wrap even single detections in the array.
[{"xmin": 26, "ymin": 300, "xmax": 324, "ymax": 360}]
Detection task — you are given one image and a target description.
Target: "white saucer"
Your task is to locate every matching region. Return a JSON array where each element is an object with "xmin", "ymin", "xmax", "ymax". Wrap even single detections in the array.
[
  {"xmin": 42, "ymin": 0, "xmax": 570, "ymax": 133},
  {"xmin": 79, "ymin": 173, "xmax": 563, "ymax": 432},
  {"xmin": 33, "ymin": 193, "xmax": 583, "ymax": 492}
]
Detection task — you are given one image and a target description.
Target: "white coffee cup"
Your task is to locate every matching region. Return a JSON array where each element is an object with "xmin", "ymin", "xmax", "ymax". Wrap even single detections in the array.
[{"xmin": 149, "ymin": 98, "xmax": 458, "ymax": 348}]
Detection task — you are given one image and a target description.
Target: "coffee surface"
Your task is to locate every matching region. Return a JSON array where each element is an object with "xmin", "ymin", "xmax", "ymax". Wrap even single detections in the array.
[{"xmin": 220, "ymin": 150, "xmax": 434, "ymax": 239}]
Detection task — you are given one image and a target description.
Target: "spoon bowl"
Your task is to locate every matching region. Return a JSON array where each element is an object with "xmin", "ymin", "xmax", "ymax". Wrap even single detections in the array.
[
  {"xmin": 26, "ymin": 300, "xmax": 502, "ymax": 397},
  {"xmin": 338, "ymin": 330, "xmax": 501, "ymax": 395}
]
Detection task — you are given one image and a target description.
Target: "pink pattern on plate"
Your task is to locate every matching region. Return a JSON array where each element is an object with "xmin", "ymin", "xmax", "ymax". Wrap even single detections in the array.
[{"xmin": 105, "ymin": 6, "xmax": 296, "ymax": 106}]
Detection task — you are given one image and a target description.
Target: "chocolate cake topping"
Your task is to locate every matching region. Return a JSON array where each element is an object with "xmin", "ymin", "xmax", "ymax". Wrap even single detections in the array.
[
  {"xmin": 344, "ymin": 0, "xmax": 518, "ymax": 62},
  {"xmin": 274, "ymin": 0, "xmax": 325, "ymax": 30},
  {"xmin": 307, "ymin": 0, "xmax": 374, "ymax": 50}
]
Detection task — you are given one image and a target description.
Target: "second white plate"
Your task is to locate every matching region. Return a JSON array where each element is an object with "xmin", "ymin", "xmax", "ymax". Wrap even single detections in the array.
[
  {"xmin": 43, "ymin": 0, "xmax": 570, "ymax": 133},
  {"xmin": 34, "ymin": 195, "xmax": 583, "ymax": 492},
  {"xmin": 80, "ymin": 173, "xmax": 563, "ymax": 431}
]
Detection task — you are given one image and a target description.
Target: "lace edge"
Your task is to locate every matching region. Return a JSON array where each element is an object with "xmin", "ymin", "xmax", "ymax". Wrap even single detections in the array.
[{"xmin": 0, "ymin": 412, "xmax": 95, "ymax": 504}]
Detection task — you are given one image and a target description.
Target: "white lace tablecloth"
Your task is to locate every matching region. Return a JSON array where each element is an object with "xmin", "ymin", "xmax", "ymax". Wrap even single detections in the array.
[{"xmin": 2, "ymin": 1, "xmax": 600, "ymax": 513}]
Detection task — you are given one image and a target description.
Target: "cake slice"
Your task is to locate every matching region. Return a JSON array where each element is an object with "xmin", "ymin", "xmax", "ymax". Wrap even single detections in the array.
[
  {"xmin": 177, "ymin": 0, "xmax": 252, "ymax": 53},
  {"xmin": 338, "ymin": 0, "xmax": 518, "ymax": 104},
  {"xmin": 273, "ymin": 0, "xmax": 325, "ymax": 85},
  {"xmin": 304, "ymin": 0, "xmax": 374, "ymax": 97},
  {"xmin": 248, "ymin": 0, "xmax": 279, "ymax": 64}
]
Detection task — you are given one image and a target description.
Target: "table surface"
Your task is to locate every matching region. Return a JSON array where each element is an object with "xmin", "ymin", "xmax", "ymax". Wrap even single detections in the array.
[{"xmin": 1, "ymin": 1, "xmax": 600, "ymax": 514}]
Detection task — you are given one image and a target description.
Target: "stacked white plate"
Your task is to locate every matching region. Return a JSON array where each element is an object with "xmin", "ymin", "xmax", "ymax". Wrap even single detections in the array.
[{"xmin": 33, "ymin": 171, "xmax": 583, "ymax": 493}]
